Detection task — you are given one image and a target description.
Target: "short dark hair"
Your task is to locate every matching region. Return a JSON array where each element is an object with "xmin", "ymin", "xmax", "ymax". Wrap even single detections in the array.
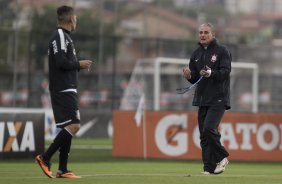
[{"xmin": 57, "ymin": 5, "xmax": 74, "ymax": 23}]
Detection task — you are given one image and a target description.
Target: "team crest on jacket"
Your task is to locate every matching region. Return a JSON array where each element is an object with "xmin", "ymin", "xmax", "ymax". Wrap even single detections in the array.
[{"xmin": 211, "ymin": 54, "xmax": 217, "ymax": 63}]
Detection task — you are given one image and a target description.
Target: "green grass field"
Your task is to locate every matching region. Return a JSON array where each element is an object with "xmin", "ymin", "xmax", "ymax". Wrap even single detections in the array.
[{"xmin": 0, "ymin": 139, "xmax": 281, "ymax": 184}]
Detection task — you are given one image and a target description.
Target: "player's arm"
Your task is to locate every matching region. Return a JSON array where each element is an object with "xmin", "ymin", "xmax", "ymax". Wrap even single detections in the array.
[
  {"xmin": 52, "ymin": 34, "xmax": 80, "ymax": 71},
  {"xmin": 210, "ymin": 47, "xmax": 231, "ymax": 81},
  {"xmin": 54, "ymin": 50, "xmax": 80, "ymax": 71},
  {"xmin": 79, "ymin": 60, "xmax": 93, "ymax": 71},
  {"xmin": 187, "ymin": 55, "xmax": 201, "ymax": 84}
]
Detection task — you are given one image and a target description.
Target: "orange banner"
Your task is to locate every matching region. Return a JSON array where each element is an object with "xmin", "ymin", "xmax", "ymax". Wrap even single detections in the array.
[{"xmin": 113, "ymin": 111, "xmax": 282, "ymax": 161}]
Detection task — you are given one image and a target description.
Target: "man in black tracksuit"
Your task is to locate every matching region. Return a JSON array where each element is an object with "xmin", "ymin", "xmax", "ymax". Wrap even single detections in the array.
[
  {"xmin": 183, "ymin": 23, "xmax": 231, "ymax": 175},
  {"xmin": 35, "ymin": 6, "xmax": 92, "ymax": 179}
]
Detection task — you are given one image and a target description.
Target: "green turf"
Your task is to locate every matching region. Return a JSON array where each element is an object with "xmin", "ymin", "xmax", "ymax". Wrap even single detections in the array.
[
  {"xmin": 0, "ymin": 138, "xmax": 281, "ymax": 184},
  {"xmin": 45, "ymin": 138, "xmax": 112, "ymax": 146}
]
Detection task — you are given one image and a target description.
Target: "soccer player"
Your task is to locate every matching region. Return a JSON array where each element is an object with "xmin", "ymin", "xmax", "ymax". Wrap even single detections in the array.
[
  {"xmin": 35, "ymin": 5, "xmax": 92, "ymax": 179},
  {"xmin": 182, "ymin": 23, "xmax": 231, "ymax": 175}
]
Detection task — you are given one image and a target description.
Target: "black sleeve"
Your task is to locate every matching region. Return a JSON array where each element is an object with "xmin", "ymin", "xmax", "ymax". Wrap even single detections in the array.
[
  {"xmin": 53, "ymin": 34, "xmax": 80, "ymax": 71},
  {"xmin": 210, "ymin": 46, "xmax": 231, "ymax": 82},
  {"xmin": 188, "ymin": 52, "xmax": 201, "ymax": 84}
]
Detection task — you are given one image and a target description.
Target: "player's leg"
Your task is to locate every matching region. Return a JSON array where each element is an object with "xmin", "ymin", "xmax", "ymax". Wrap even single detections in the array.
[
  {"xmin": 55, "ymin": 92, "xmax": 81, "ymax": 178},
  {"xmin": 35, "ymin": 91, "xmax": 65, "ymax": 178},
  {"xmin": 198, "ymin": 106, "xmax": 215, "ymax": 174},
  {"xmin": 35, "ymin": 91, "xmax": 81, "ymax": 178},
  {"xmin": 56, "ymin": 124, "xmax": 81, "ymax": 178},
  {"xmin": 203, "ymin": 105, "xmax": 229, "ymax": 174},
  {"xmin": 36, "ymin": 127, "xmax": 74, "ymax": 178}
]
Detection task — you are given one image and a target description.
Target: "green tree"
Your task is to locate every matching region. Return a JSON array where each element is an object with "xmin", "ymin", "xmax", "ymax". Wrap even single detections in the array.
[
  {"xmin": 152, "ymin": 0, "xmax": 175, "ymax": 9},
  {"xmin": 74, "ymin": 10, "xmax": 119, "ymax": 67},
  {"xmin": 30, "ymin": 5, "xmax": 56, "ymax": 70},
  {"xmin": 0, "ymin": 0, "xmax": 15, "ymax": 27},
  {"xmin": 30, "ymin": 6, "xmax": 119, "ymax": 71},
  {"xmin": 0, "ymin": 0, "xmax": 16, "ymax": 72}
]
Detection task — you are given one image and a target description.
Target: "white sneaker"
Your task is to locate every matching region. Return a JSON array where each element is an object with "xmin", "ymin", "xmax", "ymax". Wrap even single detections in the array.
[
  {"xmin": 214, "ymin": 158, "xmax": 229, "ymax": 174},
  {"xmin": 200, "ymin": 171, "xmax": 211, "ymax": 175}
]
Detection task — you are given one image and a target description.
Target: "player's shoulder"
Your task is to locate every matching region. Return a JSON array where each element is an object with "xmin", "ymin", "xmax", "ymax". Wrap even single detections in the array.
[
  {"xmin": 214, "ymin": 39, "xmax": 229, "ymax": 51},
  {"xmin": 49, "ymin": 29, "xmax": 61, "ymax": 41},
  {"xmin": 219, "ymin": 44, "xmax": 231, "ymax": 58},
  {"xmin": 215, "ymin": 41, "xmax": 232, "ymax": 60},
  {"xmin": 219, "ymin": 44, "xmax": 229, "ymax": 52},
  {"xmin": 192, "ymin": 44, "xmax": 202, "ymax": 54},
  {"xmin": 49, "ymin": 28, "xmax": 71, "ymax": 45}
]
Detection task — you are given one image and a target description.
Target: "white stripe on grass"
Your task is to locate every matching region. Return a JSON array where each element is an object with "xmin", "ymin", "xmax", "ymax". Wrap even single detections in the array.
[
  {"xmin": 80, "ymin": 173, "xmax": 277, "ymax": 178},
  {"xmin": 0, "ymin": 173, "xmax": 279, "ymax": 179},
  {"xmin": 44, "ymin": 145, "xmax": 112, "ymax": 150}
]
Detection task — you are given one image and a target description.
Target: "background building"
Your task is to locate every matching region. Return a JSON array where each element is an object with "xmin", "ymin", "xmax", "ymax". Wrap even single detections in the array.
[{"xmin": 1, "ymin": 0, "xmax": 282, "ymax": 113}]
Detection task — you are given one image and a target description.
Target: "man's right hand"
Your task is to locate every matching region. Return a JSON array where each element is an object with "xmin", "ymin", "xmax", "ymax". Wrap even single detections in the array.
[
  {"xmin": 79, "ymin": 60, "xmax": 93, "ymax": 71},
  {"xmin": 182, "ymin": 67, "xmax": 191, "ymax": 79}
]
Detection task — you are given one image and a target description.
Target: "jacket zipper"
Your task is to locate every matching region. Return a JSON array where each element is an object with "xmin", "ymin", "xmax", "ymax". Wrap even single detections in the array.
[
  {"xmin": 200, "ymin": 96, "xmax": 203, "ymax": 106},
  {"xmin": 200, "ymin": 48, "xmax": 206, "ymax": 106}
]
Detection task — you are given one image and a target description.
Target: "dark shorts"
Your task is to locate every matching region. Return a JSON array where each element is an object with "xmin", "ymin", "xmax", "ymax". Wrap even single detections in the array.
[{"xmin": 50, "ymin": 91, "xmax": 80, "ymax": 128}]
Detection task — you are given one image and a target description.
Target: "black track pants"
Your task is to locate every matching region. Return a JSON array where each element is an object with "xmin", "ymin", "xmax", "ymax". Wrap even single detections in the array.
[{"xmin": 198, "ymin": 106, "xmax": 229, "ymax": 173}]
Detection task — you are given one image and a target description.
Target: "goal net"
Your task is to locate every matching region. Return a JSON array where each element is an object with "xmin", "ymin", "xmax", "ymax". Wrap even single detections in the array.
[{"xmin": 120, "ymin": 57, "xmax": 259, "ymax": 112}]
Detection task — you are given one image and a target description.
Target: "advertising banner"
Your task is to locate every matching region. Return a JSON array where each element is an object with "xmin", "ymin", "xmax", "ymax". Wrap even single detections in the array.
[
  {"xmin": 113, "ymin": 111, "xmax": 282, "ymax": 161},
  {"xmin": 0, "ymin": 111, "xmax": 44, "ymax": 159}
]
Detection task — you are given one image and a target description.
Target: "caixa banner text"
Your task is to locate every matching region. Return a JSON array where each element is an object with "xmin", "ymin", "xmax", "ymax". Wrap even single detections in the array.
[{"xmin": 0, "ymin": 111, "xmax": 44, "ymax": 159}]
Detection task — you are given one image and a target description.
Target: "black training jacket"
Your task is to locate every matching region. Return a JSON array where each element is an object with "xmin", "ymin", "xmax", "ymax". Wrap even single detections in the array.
[
  {"xmin": 48, "ymin": 27, "xmax": 80, "ymax": 92},
  {"xmin": 188, "ymin": 39, "xmax": 232, "ymax": 109}
]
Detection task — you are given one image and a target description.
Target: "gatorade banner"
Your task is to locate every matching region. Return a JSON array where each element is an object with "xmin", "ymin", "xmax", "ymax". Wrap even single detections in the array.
[
  {"xmin": 0, "ymin": 111, "xmax": 44, "ymax": 159},
  {"xmin": 113, "ymin": 111, "xmax": 282, "ymax": 161}
]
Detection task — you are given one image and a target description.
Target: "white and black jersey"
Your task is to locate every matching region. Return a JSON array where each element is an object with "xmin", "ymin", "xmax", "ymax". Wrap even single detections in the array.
[
  {"xmin": 48, "ymin": 27, "xmax": 81, "ymax": 128},
  {"xmin": 48, "ymin": 27, "xmax": 80, "ymax": 92}
]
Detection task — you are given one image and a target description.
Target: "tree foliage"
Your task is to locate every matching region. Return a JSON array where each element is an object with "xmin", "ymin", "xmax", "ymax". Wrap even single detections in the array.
[
  {"xmin": 0, "ymin": 0, "xmax": 16, "ymax": 72},
  {"xmin": 152, "ymin": 0, "xmax": 175, "ymax": 10},
  {"xmin": 30, "ymin": 6, "xmax": 119, "ymax": 71},
  {"xmin": 0, "ymin": 0, "xmax": 15, "ymax": 27},
  {"xmin": 30, "ymin": 6, "xmax": 57, "ymax": 70},
  {"xmin": 73, "ymin": 10, "xmax": 118, "ymax": 65}
]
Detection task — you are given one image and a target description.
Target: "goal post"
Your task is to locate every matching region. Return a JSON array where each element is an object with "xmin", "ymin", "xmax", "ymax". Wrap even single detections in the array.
[
  {"xmin": 120, "ymin": 57, "xmax": 259, "ymax": 113},
  {"xmin": 231, "ymin": 62, "xmax": 259, "ymax": 113},
  {"xmin": 153, "ymin": 58, "xmax": 190, "ymax": 111}
]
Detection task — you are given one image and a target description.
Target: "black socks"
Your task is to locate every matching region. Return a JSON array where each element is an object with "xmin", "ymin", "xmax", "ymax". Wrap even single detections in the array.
[
  {"xmin": 58, "ymin": 132, "xmax": 72, "ymax": 172},
  {"xmin": 42, "ymin": 128, "xmax": 73, "ymax": 167}
]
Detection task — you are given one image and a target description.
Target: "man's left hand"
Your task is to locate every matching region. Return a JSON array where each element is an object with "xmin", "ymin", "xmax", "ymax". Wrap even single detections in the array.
[{"xmin": 199, "ymin": 65, "xmax": 211, "ymax": 78}]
